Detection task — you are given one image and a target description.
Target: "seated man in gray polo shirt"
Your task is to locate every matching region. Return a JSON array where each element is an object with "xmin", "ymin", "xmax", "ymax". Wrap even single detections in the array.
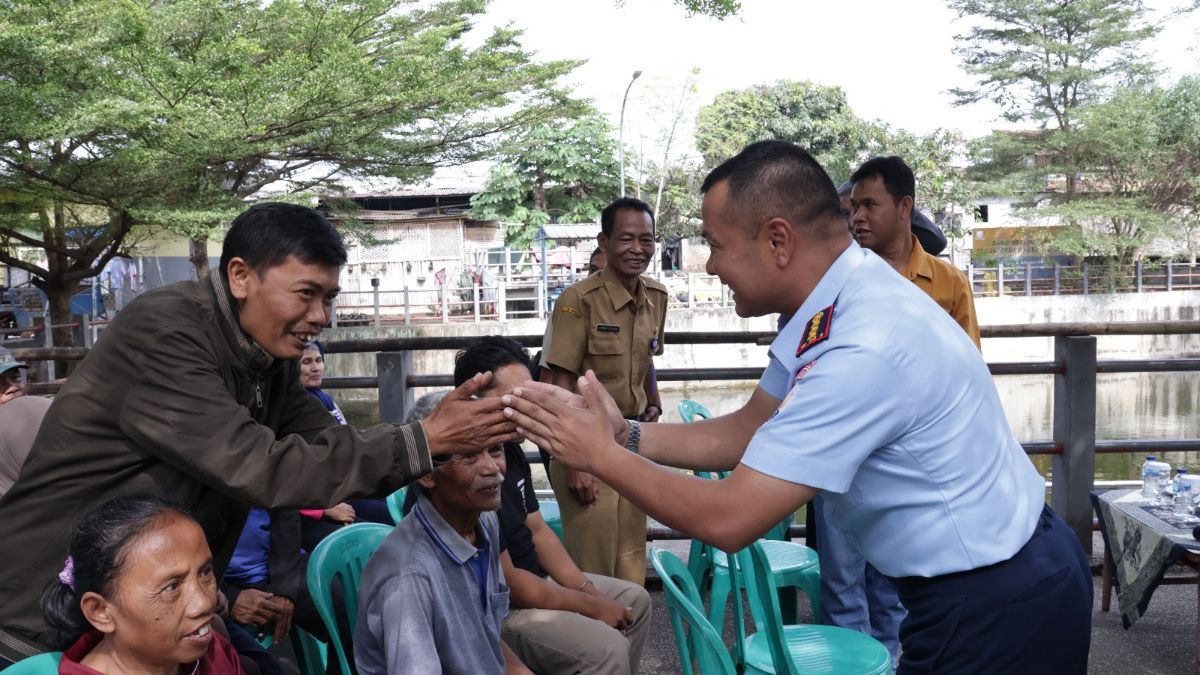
[{"xmin": 355, "ymin": 398, "xmax": 532, "ymax": 675}]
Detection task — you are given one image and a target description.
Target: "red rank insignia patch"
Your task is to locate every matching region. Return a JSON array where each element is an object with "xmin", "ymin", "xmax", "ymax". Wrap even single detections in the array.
[{"xmin": 795, "ymin": 304, "xmax": 834, "ymax": 358}]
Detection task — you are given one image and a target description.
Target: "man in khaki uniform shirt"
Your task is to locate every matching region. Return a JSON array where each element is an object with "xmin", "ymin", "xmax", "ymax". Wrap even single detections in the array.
[
  {"xmin": 850, "ymin": 156, "xmax": 981, "ymax": 349},
  {"xmin": 544, "ymin": 197, "xmax": 668, "ymax": 585}
]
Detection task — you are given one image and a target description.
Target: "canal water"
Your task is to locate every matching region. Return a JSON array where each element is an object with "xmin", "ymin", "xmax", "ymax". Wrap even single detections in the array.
[{"xmin": 341, "ymin": 371, "xmax": 1200, "ymax": 486}]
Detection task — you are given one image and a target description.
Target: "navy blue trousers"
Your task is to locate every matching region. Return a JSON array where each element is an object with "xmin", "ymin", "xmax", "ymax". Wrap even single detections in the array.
[{"xmin": 892, "ymin": 506, "xmax": 1092, "ymax": 674}]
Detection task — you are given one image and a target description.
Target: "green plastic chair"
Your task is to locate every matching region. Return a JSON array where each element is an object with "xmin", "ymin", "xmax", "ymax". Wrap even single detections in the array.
[
  {"xmin": 386, "ymin": 485, "xmax": 408, "ymax": 524},
  {"xmin": 254, "ymin": 626, "xmax": 328, "ymax": 675},
  {"xmin": 728, "ymin": 542, "xmax": 891, "ymax": 675},
  {"xmin": 3, "ymin": 652, "xmax": 62, "ymax": 674},
  {"xmin": 650, "ymin": 549, "xmax": 738, "ymax": 675},
  {"xmin": 678, "ymin": 400, "xmax": 821, "ymax": 628},
  {"xmin": 538, "ymin": 499, "xmax": 564, "ymax": 540},
  {"xmin": 306, "ymin": 522, "xmax": 393, "ymax": 675}
]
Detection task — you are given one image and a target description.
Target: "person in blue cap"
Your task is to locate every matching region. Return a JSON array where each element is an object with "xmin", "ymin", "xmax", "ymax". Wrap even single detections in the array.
[{"xmin": 505, "ymin": 140, "xmax": 1092, "ymax": 674}]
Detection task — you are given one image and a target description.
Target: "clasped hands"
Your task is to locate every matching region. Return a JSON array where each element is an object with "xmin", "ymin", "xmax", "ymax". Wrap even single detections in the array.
[{"xmin": 500, "ymin": 370, "xmax": 629, "ymax": 475}]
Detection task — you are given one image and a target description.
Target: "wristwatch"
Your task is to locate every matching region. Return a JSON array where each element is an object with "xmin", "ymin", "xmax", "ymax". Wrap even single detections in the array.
[{"xmin": 625, "ymin": 419, "xmax": 641, "ymax": 454}]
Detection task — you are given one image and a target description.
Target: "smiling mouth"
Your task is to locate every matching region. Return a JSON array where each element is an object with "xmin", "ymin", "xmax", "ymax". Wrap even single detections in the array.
[
  {"xmin": 183, "ymin": 623, "xmax": 212, "ymax": 640},
  {"xmin": 293, "ymin": 332, "xmax": 319, "ymax": 346}
]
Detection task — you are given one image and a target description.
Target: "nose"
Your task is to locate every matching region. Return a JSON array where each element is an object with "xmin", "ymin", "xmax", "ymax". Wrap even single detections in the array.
[
  {"xmin": 188, "ymin": 582, "xmax": 218, "ymax": 619},
  {"xmin": 851, "ymin": 206, "xmax": 865, "ymax": 226},
  {"xmin": 306, "ymin": 298, "xmax": 330, "ymax": 328}
]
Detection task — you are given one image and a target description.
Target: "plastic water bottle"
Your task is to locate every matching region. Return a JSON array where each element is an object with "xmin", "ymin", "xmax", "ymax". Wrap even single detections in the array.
[
  {"xmin": 1176, "ymin": 468, "xmax": 1192, "ymax": 515},
  {"xmin": 1156, "ymin": 461, "xmax": 1174, "ymax": 505},
  {"xmin": 1142, "ymin": 456, "xmax": 1159, "ymax": 500}
]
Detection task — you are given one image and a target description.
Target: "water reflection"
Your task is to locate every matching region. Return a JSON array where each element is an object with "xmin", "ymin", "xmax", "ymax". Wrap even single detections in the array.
[{"xmin": 341, "ymin": 371, "xmax": 1200, "ymax": 483}]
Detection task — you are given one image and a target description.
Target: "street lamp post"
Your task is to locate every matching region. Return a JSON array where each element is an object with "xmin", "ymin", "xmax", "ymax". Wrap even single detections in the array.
[{"xmin": 618, "ymin": 70, "xmax": 643, "ymax": 197}]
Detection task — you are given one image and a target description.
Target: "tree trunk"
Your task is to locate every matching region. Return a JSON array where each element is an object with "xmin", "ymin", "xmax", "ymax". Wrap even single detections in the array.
[
  {"xmin": 46, "ymin": 284, "xmax": 77, "ymax": 376},
  {"xmin": 189, "ymin": 235, "xmax": 211, "ymax": 278}
]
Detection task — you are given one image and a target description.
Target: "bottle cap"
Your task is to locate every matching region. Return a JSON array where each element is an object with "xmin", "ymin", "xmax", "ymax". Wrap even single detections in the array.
[
  {"xmin": 1148, "ymin": 455, "xmax": 1156, "ymax": 461},
  {"xmin": 1181, "ymin": 468, "xmax": 1189, "ymax": 474}
]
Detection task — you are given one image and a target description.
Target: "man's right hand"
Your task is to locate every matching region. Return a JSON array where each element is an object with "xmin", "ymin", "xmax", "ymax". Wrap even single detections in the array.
[
  {"xmin": 421, "ymin": 372, "xmax": 520, "ymax": 456},
  {"xmin": 565, "ymin": 467, "xmax": 599, "ymax": 505},
  {"xmin": 583, "ymin": 594, "xmax": 633, "ymax": 631},
  {"xmin": 323, "ymin": 502, "xmax": 356, "ymax": 524},
  {"xmin": 229, "ymin": 589, "xmax": 280, "ymax": 628}
]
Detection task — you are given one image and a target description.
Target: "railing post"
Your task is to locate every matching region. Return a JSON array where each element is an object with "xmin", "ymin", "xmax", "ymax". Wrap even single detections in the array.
[
  {"xmin": 1025, "ymin": 263, "xmax": 1032, "ymax": 297},
  {"xmin": 377, "ymin": 351, "xmax": 414, "ymax": 424},
  {"xmin": 331, "ymin": 297, "xmax": 338, "ymax": 328},
  {"xmin": 1053, "ymin": 262, "xmax": 1061, "ymax": 295},
  {"xmin": 1136, "ymin": 261, "xmax": 1143, "ymax": 293},
  {"xmin": 1082, "ymin": 263, "xmax": 1089, "ymax": 295},
  {"xmin": 1052, "ymin": 335, "xmax": 1097, "ymax": 553},
  {"xmin": 1167, "ymin": 262, "xmax": 1174, "ymax": 291},
  {"xmin": 441, "ymin": 287, "xmax": 449, "ymax": 324},
  {"xmin": 371, "ymin": 278, "xmax": 381, "ymax": 327},
  {"xmin": 721, "ymin": 284, "xmax": 728, "ymax": 306},
  {"xmin": 81, "ymin": 314, "xmax": 92, "ymax": 348},
  {"xmin": 473, "ymin": 282, "xmax": 481, "ymax": 323},
  {"xmin": 41, "ymin": 306, "xmax": 55, "ymax": 381},
  {"xmin": 687, "ymin": 273, "xmax": 696, "ymax": 308},
  {"xmin": 536, "ymin": 283, "xmax": 545, "ymax": 320},
  {"xmin": 997, "ymin": 263, "xmax": 1005, "ymax": 297},
  {"xmin": 966, "ymin": 263, "xmax": 974, "ymax": 295},
  {"xmin": 403, "ymin": 287, "xmax": 411, "ymax": 326},
  {"xmin": 497, "ymin": 284, "xmax": 507, "ymax": 322}
]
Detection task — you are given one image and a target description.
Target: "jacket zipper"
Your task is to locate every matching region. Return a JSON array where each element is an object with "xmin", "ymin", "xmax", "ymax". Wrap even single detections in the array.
[{"xmin": 255, "ymin": 380, "xmax": 263, "ymax": 410}]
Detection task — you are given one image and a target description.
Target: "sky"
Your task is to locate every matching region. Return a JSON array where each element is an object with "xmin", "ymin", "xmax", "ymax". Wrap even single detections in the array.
[{"xmin": 415, "ymin": 0, "xmax": 1200, "ymax": 187}]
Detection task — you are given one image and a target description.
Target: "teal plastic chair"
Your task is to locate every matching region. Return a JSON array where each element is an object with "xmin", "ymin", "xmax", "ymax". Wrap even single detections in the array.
[
  {"xmin": 4, "ymin": 652, "xmax": 62, "ymax": 674},
  {"xmin": 306, "ymin": 522, "xmax": 393, "ymax": 675},
  {"xmin": 254, "ymin": 627, "xmax": 328, "ymax": 675},
  {"xmin": 650, "ymin": 549, "xmax": 738, "ymax": 675},
  {"xmin": 678, "ymin": 400, "xmax": 821, "ymax": 627},
  {"xmin": 386, "ymin": 485, "xmax": 408, "ymax": 524},
  {"xmin": 538, "ymin": 499, "xmax": 564, "ymax": 540},
  {"xmin": 728, "ymin": 542, "xmax": 891, "ymax": 675}
]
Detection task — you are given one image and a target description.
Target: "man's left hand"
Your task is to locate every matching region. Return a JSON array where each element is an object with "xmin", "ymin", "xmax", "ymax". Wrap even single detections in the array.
[
  {"xmin": 422, "ymin": 372, "xmax": 520, "ymax": 456},
  {"xmin": 503, "ymin": 371, "xmax": 623, "ymax": 475},
  {"xmin": 640, "ymin": 403, "xmax": 662, "ymax": 423},
  {"xmin": 267, "ymin": 596, "xmax": 295, "ymax": 643}
]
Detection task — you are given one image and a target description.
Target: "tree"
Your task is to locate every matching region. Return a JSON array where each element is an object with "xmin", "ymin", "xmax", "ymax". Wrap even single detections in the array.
[
  {"xmin": 1038, "ymin": 79, "xmax": 1200, "ymax": 263},
  {"xmin": 122, "ymin": 0, "xmax": 579, "ymax": 276},
  {"xmin": 694, "ymin": 80, "xmax": 872, "ymax": 180},
  {"xmin": 952, "ymin": 0, "xmax": 1199, "ymax": 261},
  {"xmin": 0, "ymin": 0, "xmax": 578, "ymax": 349},
  {"xmin": 469, "ymin": 112, "xmax": 620, "ymax": 248}
]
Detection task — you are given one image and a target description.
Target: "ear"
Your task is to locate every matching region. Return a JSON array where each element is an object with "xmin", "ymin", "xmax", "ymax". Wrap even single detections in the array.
[
  {"xmin": 596, "ymin": 232, "xmax": 608, "ymax": 248},
  {"xmin": 417, "ymin": 473, "xmax": 437, "ymax": 491},
  {"xmin": 80, "ymin": 591, "xmax": 117, "ymax": 635},
  {"xmin": 898, "ymin": 196, "xmax": 914, "ymax": 226},
  {"xmin": 226, "ymin": 257, "xmax": 254, "ymax": 301},
  {"xmin": 762, "ymin": 217, "xmax": 795, "ymax": 268}
]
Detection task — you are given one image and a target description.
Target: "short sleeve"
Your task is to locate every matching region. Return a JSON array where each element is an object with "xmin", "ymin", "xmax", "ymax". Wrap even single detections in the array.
[
  {"xmin": 951, "ymin": 272, "xmax": 981, "ymax": 350},
  {"xmin": 757, "ymin": 354, "xmax": 792, "ymax": 400},
  {"xmin": 654, "ymin": 293, "xmax": 667, "ymax": 356},
  {"xmin": 544, "ymin": 286, "xmax": 588, "ymax": 374},
  {"xmin": 741, "ymin": 344, "xmax": 909, "ymax": 494}
]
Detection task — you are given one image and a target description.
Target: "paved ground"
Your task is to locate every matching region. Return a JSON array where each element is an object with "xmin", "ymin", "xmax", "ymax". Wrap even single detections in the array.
[{"xmin": 271, "ymin": 533, "xmax": 1200, "ymax": 674}]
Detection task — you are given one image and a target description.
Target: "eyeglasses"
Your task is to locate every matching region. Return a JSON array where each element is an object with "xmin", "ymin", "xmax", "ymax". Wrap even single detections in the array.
[{"xmin": 432, "ymin": 445, "xmax": 504, "ymax": 468}]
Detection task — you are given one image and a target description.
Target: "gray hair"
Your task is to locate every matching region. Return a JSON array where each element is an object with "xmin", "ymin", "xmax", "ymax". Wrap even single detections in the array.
[{"xmin": 405, "ymin": 391, "xmax": 449, "ymax": 425}]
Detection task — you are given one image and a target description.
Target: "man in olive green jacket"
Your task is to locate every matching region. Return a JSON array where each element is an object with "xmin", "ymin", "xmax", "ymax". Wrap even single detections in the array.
[{"xmin": 0, "ymin": 203, "xmax": 516, "ymax": 660}]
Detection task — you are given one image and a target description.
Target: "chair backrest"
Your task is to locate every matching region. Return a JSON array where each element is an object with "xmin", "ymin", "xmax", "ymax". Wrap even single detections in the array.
[
  {"xmin": 306, "ymin": 522, "xmax": 393, "ymax": 675},
  {"xmin": 4, "ymin": 652, "xmax": 62, "ymax": 674},
  {"xmin": 727, "ymin": 542, "xmax": 800, "ymax": 675},
  {"xmin": 385, "ymin": 485, "xmax": 408, "ymax": 524},
  {"xmin": 677, "ymin": 399, "xmax": 713, "ymax": 424},
  {"xmin": 649, "ymin": 549, "xmax": 737, "ymax": 675}
]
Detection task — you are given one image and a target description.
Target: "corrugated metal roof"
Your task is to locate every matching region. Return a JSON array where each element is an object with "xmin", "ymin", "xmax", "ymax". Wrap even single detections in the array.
[
  {"xmin": 538, "ymin": 223, "xmax": 600, "ymax": 240},
  {"xmin": 333, "ymin": 186, "xmax": 483, "ymax": 199}
]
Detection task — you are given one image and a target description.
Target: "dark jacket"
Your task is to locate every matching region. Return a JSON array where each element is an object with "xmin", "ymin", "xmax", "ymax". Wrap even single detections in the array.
[{"xmin": 0, "ymin": 273, "xmax": 431, "ymax": 656}]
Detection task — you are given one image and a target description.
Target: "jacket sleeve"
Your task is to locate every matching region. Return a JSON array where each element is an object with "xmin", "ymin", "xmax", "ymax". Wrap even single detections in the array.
[
  {"xmin": 266, "ymin": 509, "xmax": 302, "ymax": 601},
  {"xmin": 118, "ymin": 322, "xmax": 432, "ymax": 509},
  {"xmin": 951, "ymin": 270, "xmax": 982, "ymax": 351}
]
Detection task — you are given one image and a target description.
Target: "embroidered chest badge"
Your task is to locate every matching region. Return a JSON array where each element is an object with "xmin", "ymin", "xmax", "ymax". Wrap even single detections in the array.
[{"xmin": 795, "ymin": 304, "xmax": 834, "ymax": 358}]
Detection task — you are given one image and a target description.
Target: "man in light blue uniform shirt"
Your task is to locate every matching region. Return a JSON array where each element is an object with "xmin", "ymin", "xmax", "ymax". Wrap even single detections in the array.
[{"xmin": 503, "ymin": 140, "xmax": 1092, "ymax": 674}]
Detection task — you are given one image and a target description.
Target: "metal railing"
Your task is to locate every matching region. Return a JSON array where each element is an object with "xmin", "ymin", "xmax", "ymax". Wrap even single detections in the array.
[{"xmin": 13, "ymin": 321, "xmax": 1200, "ymax": 552}]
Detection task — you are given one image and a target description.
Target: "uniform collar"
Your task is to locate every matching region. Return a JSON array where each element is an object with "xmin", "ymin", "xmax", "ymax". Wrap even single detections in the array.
[
  {"xmin": 412, "ymin": 491, "xmax": 489, "ymax": 566},
  {"xmin": 769, "ymin": 241, "xmax": 866, "ymax": 367},
  {"xmin": 207, "ymin": 271, "xmax": 274, "ymax": 374},
  {"xmin": 900, "ymin": 233, "xmax": 933, "ymax": 282},
  {"xmin": 597, "ymin": 267, "xmax": 646, "ymax": 312}
]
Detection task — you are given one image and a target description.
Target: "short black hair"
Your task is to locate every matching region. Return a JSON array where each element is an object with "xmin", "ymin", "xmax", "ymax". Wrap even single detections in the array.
[
  {"xmin": 590, "ymin": 247, "xmax": 603, "ymax": 259},
  {"xmin": 850, "ymin": 156, "xmax": 915, "ymax": 203},
  {"xmin": 453, "ymin": 336, "xmax": 532, "ymax": 388},
  {"xmin": 600, "ymin": 197, "xmax": 655, "ymax": 237},
  {"xmin": 701, "ymin": 141, "xmax": 843, "ymax": 238},
  {"xmin": 40, "ymin": 495, "xmax": 190, "ymax": 649},
  {"xmin": 219, "ymin": 202, "xmax": 348, "ymax": 279}
]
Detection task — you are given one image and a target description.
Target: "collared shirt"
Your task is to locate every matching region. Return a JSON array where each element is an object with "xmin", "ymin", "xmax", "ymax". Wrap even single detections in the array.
[
  {"xmin": 544, "ymin": 268, "xmax": 668, "ymax": 418},
  {"xmin": 354, "ymin": 492, "xmax": 508, "ymax": 675},
  {"xmin": 900, "ymin": 233, "xmax": 981, "ymax": 349},
  {"xmin": 744, "ymin": 241, "xmax": 1044, "ymax": 578}
]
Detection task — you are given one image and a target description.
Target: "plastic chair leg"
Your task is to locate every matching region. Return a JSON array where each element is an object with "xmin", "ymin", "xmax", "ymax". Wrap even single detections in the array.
[
  {"xmin": 707, "ymin": 567, "xmax": 731, "ymax": 631},
  {"xmin": 799, "ymin": 570, "xmax": 822, "ymax": 621}
]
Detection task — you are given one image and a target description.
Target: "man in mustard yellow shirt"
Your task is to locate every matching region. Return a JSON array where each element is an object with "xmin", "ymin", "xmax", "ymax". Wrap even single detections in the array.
[
  {"xmin": 850, "ymin": 156, "xmax": 981, "ymax": 349},
  {"xmin": 542, "ymin": 197, "xmax": 668, "ymax": 585}
]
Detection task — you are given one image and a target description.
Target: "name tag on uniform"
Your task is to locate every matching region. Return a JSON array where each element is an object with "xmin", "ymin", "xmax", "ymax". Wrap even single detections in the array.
[{"xmin": 597, "ymin": 324, "xmax": 620, "ymax": 334}]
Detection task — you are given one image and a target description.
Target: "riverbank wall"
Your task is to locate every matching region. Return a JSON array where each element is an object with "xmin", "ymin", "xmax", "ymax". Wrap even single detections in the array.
[{"xmin": 322, "ymin": 290, "xmax": 1200, "ymax": 400}]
